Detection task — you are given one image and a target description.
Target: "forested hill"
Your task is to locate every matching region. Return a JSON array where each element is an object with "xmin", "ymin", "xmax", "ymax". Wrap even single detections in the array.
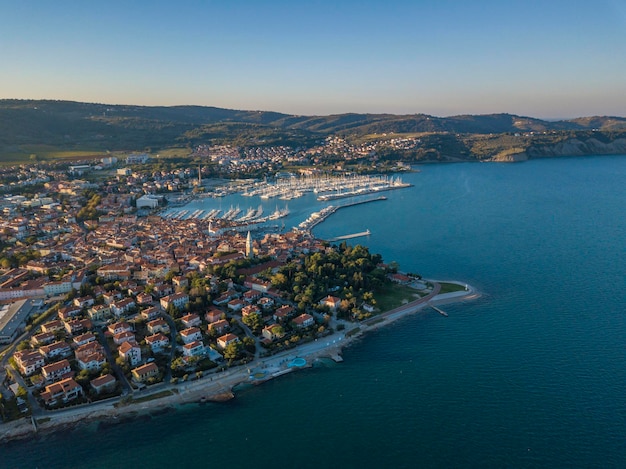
[{"xmin": 1, "ymin": 99, "xmax": 626, "ymax": 160}]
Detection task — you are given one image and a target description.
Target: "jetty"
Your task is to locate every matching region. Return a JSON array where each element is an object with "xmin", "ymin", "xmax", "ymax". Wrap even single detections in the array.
[
  {"xmin": 327, "ymin": 230, "xmax": 371, "ymax": 242},
  {"xmin": 429, "ymin": 303, "xmax": 449, "ymax": 317}
]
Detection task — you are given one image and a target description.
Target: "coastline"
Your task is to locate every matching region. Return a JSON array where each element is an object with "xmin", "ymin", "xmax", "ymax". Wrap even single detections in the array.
[{"xmin": 0, "ymin": 281, "xmax": 479, "ymax": 444}]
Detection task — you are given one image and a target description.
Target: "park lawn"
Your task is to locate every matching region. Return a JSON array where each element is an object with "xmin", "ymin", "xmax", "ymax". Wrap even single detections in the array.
[
  {"xmin": 437, "ymin": 282, "xmax": 466, "ymax": 294},
  {"xmin": 375, "ymin": 282, "xmax": 424, "ymax": 313}
]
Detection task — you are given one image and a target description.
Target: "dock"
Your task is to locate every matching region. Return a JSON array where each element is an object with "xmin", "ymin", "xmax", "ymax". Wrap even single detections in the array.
[
  {"xmin": 327, "ymin": 230, "xmax": 371, "ymax": 242},
  {"xmin": 429, "ymin": 304, "xmax": 449, "ymax": 317}
]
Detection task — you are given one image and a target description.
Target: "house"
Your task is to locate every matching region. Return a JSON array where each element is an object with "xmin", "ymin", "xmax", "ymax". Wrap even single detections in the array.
[
  {"xmin": 76, "ymin": 350, "xmax": 107, "ymax": 372},
  {"xmin": 172, "ymin": 276, "xmax": 188, "ymax": 288},
  {"xmin": 72, "ymin": 332, "xmax": 96, "ymax": 347},
  {"xmin": 241, "ymin": 304, "xmax": 261, "ymax": 318},
  {"xmin": 180, "ymin": 313, "xmax": 201, "ymax": 328},
  {"xmin": 107, "ymin": 321, "xmax": 132, "ymax": 336},
  {"xmin": 136, "ymin": 292, "xmax": 153, "ymax": 306},
  {"xmin": 207, "ymin": 319, "xmax": 230, "ymax": 335},
  {"xmin": 140, "ymin": 306, "xmax": 160, "ymax": 321},
  {"xmin": 390, "ymin": 273, "xmax": 412, "ymax": 284},
  {"xmin": 76, "ymin": 352, "xmax": 107, "ymax": 371},
  {"xmin": 90, "ymin": 374, "xmax": 117, "ymax": 395},
  {"xmin": 217, "ymin": 333, "xmax": 240, "ymax": 350},
  {"xmin": 262, "ymin": 324, "xmax": 284, "ymax": 341},
  {"xmin": 258, "ymin": 297, "xmax": 275, "ymax": 310},
  {"xmin": 58, "ymin": 305, "xmax": 82, "ymax": 321},
  {"xmin": 319, "ymin": 295, "xmax": 341, "ymax": 311},
  {"xmin": 88, "ymin": 304, "xmax": 111, "ymax": 321},
  {"xmin": 180, "ymin": 327, "xmax": 202, "ymax": 345},
  {"xmin": 243, "ymin": 289, "xmax": 262, "ymax": 303},
  {"xmin": 64, "ymin": 318, "xmax": 92, "ymax": 336},
  {"xmin": 153, "ymin": 284, "xmax": 173, "ymax": 298},
  {"xmin": 273, "ymin": 305, "xmax": 294, "ymax": 322},
  {"xmin": 147, "ymin": 318, "xmax": 170, "ymax": 335},
  {"xmin": 204, "ymin": 308, "xmax": 223, "ymax": 323},
  {"xmin": 145, "ymin": 333, "xmax": 169, "ymax": 353},
  {"xmin": 113, "ymin": 330, "xmax": 136, "ymax": 345},
  {"xmin": 243, "ymin": 277, "xmax": 271, "ymax": 293},
  {"xmin": 102, "ymin": 291, "xmax": 123, "ymax": 305},
  {"xmin": 131, "ymin": 362, "xmax": 159, "ymax": 383},
  {"xmin": 118, "ymin": 340, "xmax": 142, "ymax": 366},
  {"xmin": 227, "ymin": 298, "xmax": 244, "ymax": 312},
  {"xmin": 13, "ymin": 350, "xmax": 45, "ymax": 376},
  {"xmin": 41, "ymin": 359, "xmax": 73, "ymax": 383},
  {"xmin": 182, "ymin": 340, "xmax": 205, "ymax": 357},
  {"xmin": 111, "ymin": 298, "xmax": 136, "ymax": 317},
  {"xmin": 73, "ymin": 296, "xmax": 94, "ymax": 308},
  {"xmin": 40, "ymin": 341, "xmax": 72, "ymax": 360},
  {"xmin": 31, "ymin": 331, "xmax": 56, "ymax": 346},
  {"xmin": 292, "ymin": 313, "xmax": 315, "ymax": 329},
  {"xmin": 41, "ymin": 320, "xmax": 64, "ymax": 334},
  {"xmin": 40, "ymin": 377, "xmax": 83, "ymax": 407},
  {"xmin": 160, "ymin": 292, "xmax": 189, "ymax": 311}
]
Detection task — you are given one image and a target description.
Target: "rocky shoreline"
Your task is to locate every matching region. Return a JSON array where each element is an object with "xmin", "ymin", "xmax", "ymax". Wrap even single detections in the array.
[{"xmin": 1, "ymin": 282, "xmax": 479, "ymax": 445}]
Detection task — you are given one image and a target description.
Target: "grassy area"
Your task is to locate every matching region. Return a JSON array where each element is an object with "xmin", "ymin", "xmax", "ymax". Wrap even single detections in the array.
[
  {"xmin": 37, "ymin": 417, "xmax": 51, "ymax": 424},
  {"xmin": 0, "ymin": 147, "xmax": 110, "ymax": 165},
  {"xmin": 437, "ymin": 282, "xmax": 466, "ymax": 294},
  {"xmin": 375, "ymin": 283, "xmax": 424, "ymax": 313},
  {"xmin": 152, "ymin": 147, "xmax": 192, "ymax": 159}
]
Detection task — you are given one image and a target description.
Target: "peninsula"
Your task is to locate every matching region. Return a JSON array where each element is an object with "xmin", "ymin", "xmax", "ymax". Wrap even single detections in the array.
[{"xmin": 0, "ymin": 146, "xmax": 480, "ymax": 444}]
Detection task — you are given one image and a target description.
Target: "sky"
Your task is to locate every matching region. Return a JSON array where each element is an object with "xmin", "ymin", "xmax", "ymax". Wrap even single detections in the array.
[{"xmin": 1, "ymin": 0, "xmax": 625, "ymax": 118}]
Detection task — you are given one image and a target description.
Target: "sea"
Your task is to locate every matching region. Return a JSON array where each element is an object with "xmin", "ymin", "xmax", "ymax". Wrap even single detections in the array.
[{"xmin": 3, "ymin": 155, "xmax": 626, "ymax": 468}]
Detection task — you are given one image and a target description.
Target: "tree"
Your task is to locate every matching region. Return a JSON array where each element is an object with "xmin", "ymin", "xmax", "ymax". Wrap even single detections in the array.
[
  {"xmin": 223, "ymin": 341, "xmax": 242, "ymax": 361},
  {"xmin": 242, "ymin": 313, "xmax": 262, "ymax": 332}
]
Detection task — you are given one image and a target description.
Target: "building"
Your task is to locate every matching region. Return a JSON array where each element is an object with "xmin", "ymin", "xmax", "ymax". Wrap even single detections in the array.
[
  {"xmin": 40, "ymin": 378, "xmax": 83, "ymax": 407},
  {"xmin": 131, "ymin": 362, "xmax": 159, "ymax": 383},
  {"xmin": 90, "ymin": 374, "xmax": 117, "ymax": 395},
  {"xmin": 180, "ymin": 327, "xmax": 202, "ymax": 345},
  {"xmin": 41, "ymin": 359, "xmax": 73, "ymax": 383},
  {"xmin": 182, "ymin": 340, "xmax": 205, "ymax": 357},
  {"xmin": 292, "ymin": 313, "xmax": 315, "ymax": 329},
  {"xmin": 319, "ymin": 295, "xmax": 341, "ymax": 311},
  {"xmin": 136, "ymin": 195, "xmax": 159, "ymax": 209},
  {"xmin": 118, "ymin": 340, "xmax": 142, "ymax": 366},
  {"xmin": 13, "ymin": 349, "xmax": 45, "ymax": 376},
  {"xmin": 217, "ymin": 333, "xmax": 240, "ymax": 350},
  {"xmin": 40, "ymin": 341, "xmax": 72, "ymax": 360},
  {"xmin": 0, "ymin": 299, "xmax": 33, "ymax": 344},
  {"xmin": 246, "ymin": 231, "xmax": 253, "ymax": 258},
  {"xmin": 207, "ymin": 319, "xmax": 230, "ymax": 335},
  {"xmin": 160, "ymin": 292, "xmax": 189, "ymax": 311},
  {"xmin": 147, "ymin": 318, "xmax": 170, "ymax": 335},
  {"xmin": 145, "ymin": 333, "xmax": 169, "ymax": 353}
]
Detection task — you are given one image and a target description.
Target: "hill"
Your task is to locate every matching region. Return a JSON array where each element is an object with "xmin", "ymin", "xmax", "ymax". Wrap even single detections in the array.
[{"xmin": 1, "ymin": 99, "xmax": 625, "ymax": 163}]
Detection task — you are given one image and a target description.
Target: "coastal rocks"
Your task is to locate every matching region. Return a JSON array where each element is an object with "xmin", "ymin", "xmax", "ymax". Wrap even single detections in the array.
[
  {"xmin": 201, "ymin": 391, "xmax": 234, "ymax": 403},
  {"xmin": 527, "ymin": 137, "xmax": 626, "ymax": 158}
]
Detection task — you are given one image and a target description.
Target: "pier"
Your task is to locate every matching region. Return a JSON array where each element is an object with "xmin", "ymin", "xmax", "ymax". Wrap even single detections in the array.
[
  {"xmin": 296, "ymin": 196, "xmax": 387, "ymax": 233},
  {"xmin": 429, "ymin": 303, "xmax": 449, "ymax": 317},
  {"xmin": 327, "ymin": 230, "xmax": 371, "ymax": 242}
]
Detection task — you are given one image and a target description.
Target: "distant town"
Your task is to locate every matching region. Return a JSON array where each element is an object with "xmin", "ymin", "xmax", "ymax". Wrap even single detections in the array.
[{"xmin": 0, "ymin": 148, "xmax": 470, "ymax": 431}]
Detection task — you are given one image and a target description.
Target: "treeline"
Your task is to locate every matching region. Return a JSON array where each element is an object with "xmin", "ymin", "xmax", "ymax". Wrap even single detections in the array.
[{"xmin": 271, "ymin": 243, "xmax": 387, "ymax": 318}]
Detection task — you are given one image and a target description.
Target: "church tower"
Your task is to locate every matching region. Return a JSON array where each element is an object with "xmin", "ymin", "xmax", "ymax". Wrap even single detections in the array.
[{"xmin": 245, "ymin": 231, "xmax": 253, "ymax": 258}]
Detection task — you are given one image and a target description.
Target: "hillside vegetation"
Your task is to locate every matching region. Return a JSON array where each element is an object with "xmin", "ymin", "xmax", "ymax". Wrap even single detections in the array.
[{"xmin": 1, "ymin": 99, "xmax": 625, "ymax": 163}]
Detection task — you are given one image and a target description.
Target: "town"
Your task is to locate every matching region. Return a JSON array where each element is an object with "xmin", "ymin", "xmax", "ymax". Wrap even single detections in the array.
[{"xmin": 0, "ymin": 152, "xmax": 435, "ymax": 425}]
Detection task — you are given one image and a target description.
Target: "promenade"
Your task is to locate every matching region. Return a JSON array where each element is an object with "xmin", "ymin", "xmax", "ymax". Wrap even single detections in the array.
[{"xmin": 0, "ymin": 281, "xmax": 479, "ymax": 443}]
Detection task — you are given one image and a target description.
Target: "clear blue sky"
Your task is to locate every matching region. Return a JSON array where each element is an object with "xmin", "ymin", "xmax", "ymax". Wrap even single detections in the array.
[{"xmin": 1, "ymin": 0, "xmax": 625, "ymax": 118}]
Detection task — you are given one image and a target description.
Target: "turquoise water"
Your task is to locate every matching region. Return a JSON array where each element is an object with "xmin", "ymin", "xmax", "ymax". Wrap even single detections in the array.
[{"xmin": 4, "ymin": 155, "xmax": 626, "ymax": 468}]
